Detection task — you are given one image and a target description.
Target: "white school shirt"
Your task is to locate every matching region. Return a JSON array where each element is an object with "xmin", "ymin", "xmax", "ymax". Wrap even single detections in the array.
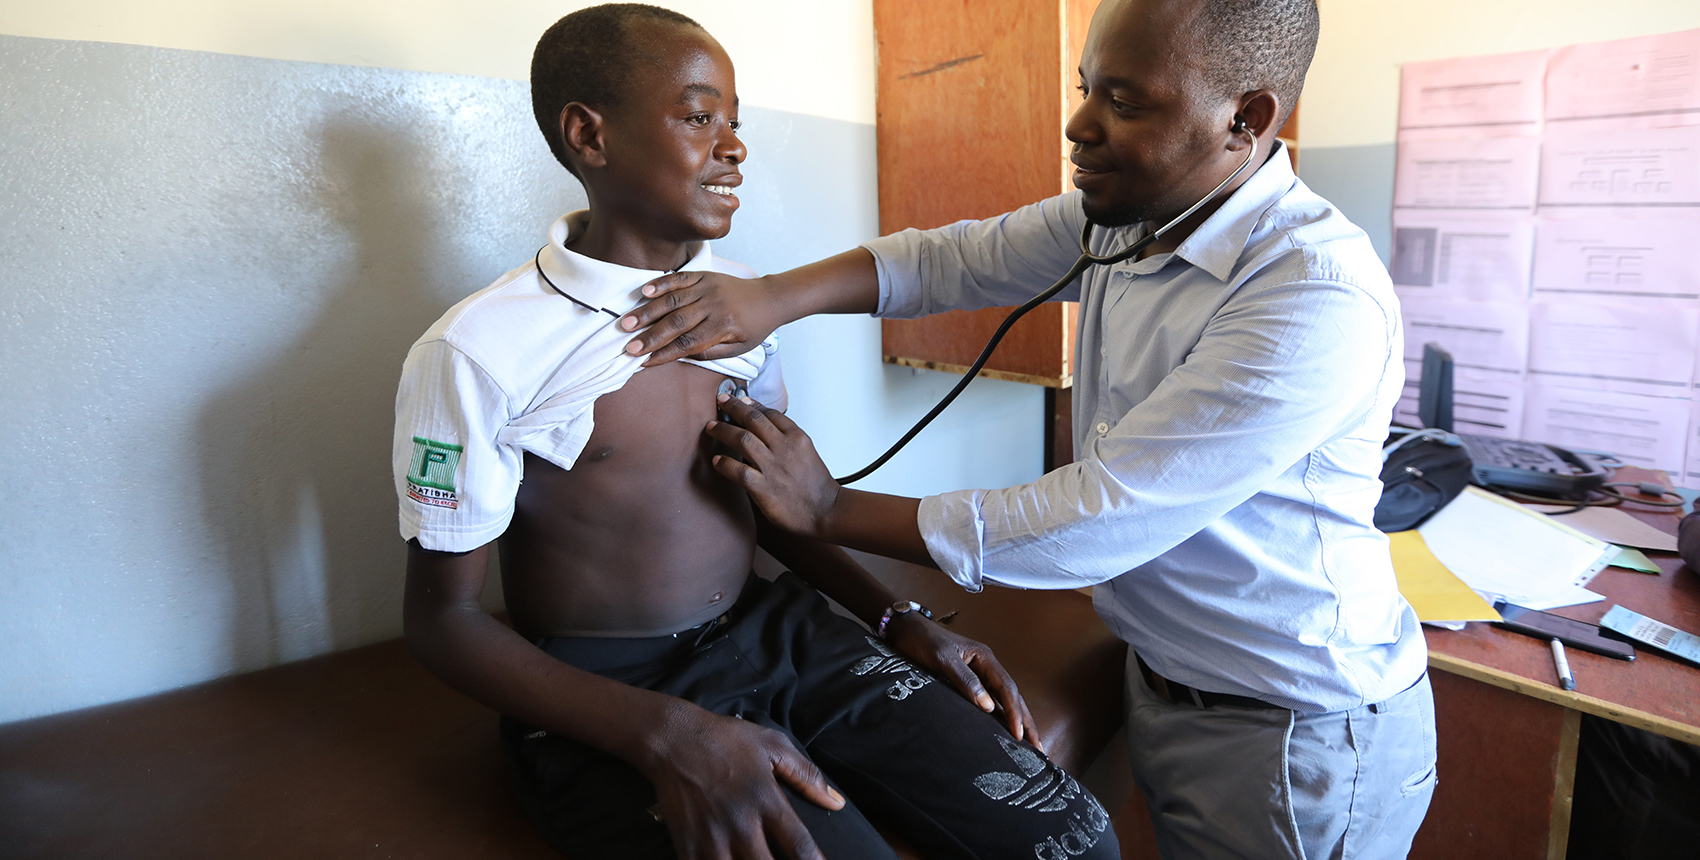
[
  {"xmin": 863, "ymin": 144, "xmax": 1427, "ymax": 712},
  {"xmin": 394, "ymin": 211, "xmax": 785, "ymax": 553}
]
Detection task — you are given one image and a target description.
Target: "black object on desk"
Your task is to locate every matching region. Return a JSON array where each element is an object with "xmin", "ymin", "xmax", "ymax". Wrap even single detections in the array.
[{"xmin": 1493, "ymin": 601, "xmax": 1635, "ymax": 661}]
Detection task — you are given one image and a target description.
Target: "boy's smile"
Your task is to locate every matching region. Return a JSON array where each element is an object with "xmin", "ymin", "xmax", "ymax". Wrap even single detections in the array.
[{"xmin": 564, "ymin": 21, "xmax": 746, "ymax": 271}]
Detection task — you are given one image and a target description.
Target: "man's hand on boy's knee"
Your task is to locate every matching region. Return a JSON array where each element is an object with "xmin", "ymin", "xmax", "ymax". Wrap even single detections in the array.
[
  {"xmin": 622, "ymin": 271, "xmax": 782, "ymax": 366},
  {"xmin": 883, "ymin": 613, "xmax": 1043, "ymax": 751},
  {"xmin": 641, "ymin": 702, "xmax": 843, "ymax": 860}
]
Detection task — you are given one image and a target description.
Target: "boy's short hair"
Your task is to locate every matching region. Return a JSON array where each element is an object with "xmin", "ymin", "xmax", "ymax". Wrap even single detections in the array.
[{"xmin": 531, "ymin": 3, "xmax": 704, "ymax": 175}]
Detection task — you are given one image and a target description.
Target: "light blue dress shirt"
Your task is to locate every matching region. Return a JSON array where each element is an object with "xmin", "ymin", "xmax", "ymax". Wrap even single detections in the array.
[{"xmin": 863, "ymin": 145, "xmax": 1427, "ymax": 712}]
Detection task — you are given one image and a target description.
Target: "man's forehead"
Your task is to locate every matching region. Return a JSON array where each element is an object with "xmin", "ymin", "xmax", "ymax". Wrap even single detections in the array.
[
  {"xmin": 1081, "ymin": 0, "xmax": 1208, "ymax": 83},
  {"xmin": 1086, "ymin": 0, "xmax": 1207, "ymax": 56}
]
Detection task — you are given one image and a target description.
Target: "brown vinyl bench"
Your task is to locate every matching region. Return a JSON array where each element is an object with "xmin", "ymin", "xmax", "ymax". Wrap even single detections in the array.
[{"xmin": 0, "ymin": 553, "xmax": 1151, "ymax": 859}]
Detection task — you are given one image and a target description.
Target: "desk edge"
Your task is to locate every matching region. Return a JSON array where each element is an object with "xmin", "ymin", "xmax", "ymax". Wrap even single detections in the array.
[{"xmin": 1428, "ymin": 652, "xmax": 1700, "ymax": 747}]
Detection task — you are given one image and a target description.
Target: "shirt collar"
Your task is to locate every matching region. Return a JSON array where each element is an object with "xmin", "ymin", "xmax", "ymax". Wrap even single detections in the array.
[
  {"xmin": 536, "ymin": 210, "xmax": 717, "ymax": 317},
  {"xmin": 1115, "ymin": 139, "xmax": 1296, "ymax": 283}
]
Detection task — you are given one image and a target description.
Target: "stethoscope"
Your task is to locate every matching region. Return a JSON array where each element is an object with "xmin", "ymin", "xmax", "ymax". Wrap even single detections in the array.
[{"xmin": 834, "ymin": 126, "xmax": 1260, "ymax": 485}]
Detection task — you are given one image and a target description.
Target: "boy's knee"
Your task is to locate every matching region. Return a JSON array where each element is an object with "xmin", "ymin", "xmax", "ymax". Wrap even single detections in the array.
[{"xmin": 1023, "ymin": 793, "xmax": 1119, "ymax": 860}]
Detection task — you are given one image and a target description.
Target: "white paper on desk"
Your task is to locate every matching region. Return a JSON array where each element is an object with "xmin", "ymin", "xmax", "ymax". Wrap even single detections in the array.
[
  {"xmin": 1400, "ymin": 50, "xmax": 1547, "ymax": 132},
  {"xmin": 1546, "ymin": 30, "xmax": 1700, "ymax": 126},
  {"xmin": 1391, "ymin": 209, "xmax": 1533, "ymax": 302},
  {"xmin": 1533, "ymin": 209, "xmax": 1700, "ymax": 307},
  {"xmin": 1522, "ymin": 384, "xmax": 1693, "ymax": 475},
  {"xmin": 1522, "ymin": 504, "xmax": 1680, "ymax": 553},
  {"xmin": 1399, "ymin": 295, "xmax": 1529, "ymax": 373},
  {"xmin": 1394, "ymin": 136, "xmax": 1541, "ymax": 210},
  {"xmin": 1397, "ymin": 361, "xmax": 1526, "ymax": 438},
  {"xmin": 1527, "ymin": 302, "xmax": 1697, "ymax": 397},
  {"xmin": 1539, "ymin": 125, "xmax": 1700, "ymax": 206},
  {"xmin": 1417, "ymin": 486, "xmax": 1617, "ymax": 609}
]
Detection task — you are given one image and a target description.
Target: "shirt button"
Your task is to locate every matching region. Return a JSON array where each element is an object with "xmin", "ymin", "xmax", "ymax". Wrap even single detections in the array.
[{"xmin": 1096, "ymin": 421, "xmax": 1110, "ymax": 434}]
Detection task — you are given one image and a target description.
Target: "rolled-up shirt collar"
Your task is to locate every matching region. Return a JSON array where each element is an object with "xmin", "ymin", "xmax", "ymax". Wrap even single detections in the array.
[
  {"xmin": 1113, "ymin": 139, "xmax": 1297, "ymax": 283},
  {"xmin": 536, "ymin": 210, "xmax": 717, "ymax": 317}
]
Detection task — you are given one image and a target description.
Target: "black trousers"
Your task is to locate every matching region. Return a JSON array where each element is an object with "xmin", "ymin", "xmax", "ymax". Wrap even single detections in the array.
[
  {"xmin": 1567, "ymin": 713, "xmax": 1700, "ymax": 860},
  {"xmin": 502, "ymin": 573, "xmax": 1119, "ymax": 860}
]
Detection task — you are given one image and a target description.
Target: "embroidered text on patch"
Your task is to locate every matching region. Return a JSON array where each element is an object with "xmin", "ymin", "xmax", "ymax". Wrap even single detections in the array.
[{"xmin": 407, "ymin": 436, "xmax": 464, "ymax": 509}]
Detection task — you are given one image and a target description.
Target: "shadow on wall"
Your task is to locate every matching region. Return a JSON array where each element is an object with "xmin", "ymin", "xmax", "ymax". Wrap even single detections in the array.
[
  {"xmin": 193, "ymin": 92, "xmax": 581, "ymax": 667},
  {"xmin": 196, "ymin": 114, "xmax": 440, "ymax": 666}
]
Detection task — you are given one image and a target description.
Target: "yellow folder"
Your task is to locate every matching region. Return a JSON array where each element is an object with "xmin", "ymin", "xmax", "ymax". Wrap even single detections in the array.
[{"xmin": 1388, "ymin": 530, "xmax": 1503, "ymax": 623}]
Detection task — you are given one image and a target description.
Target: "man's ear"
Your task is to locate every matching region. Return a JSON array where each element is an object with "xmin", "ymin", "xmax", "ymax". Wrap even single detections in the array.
[
  {"xmin": 1229, "ymin": 89, "xmax": 1280, "ymax": 149},
  {"xmin": 560, "ymin": 102, "xmax": 608, "ymax": 169}
]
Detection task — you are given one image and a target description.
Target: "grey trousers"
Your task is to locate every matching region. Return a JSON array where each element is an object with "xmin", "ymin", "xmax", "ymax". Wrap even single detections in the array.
[{"xmin": 1125, "ymin": 650, "xmax": 1437, "ymax": 860}]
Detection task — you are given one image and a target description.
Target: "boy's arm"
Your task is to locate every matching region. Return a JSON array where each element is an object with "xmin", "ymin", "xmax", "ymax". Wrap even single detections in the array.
[
  {"xmin": 754, "ymin": 523, "xmax": 1041, "ymax": 747},
  {"xmin": 402, "ymin": 540, "xmax": 843, "ymax": 860}
]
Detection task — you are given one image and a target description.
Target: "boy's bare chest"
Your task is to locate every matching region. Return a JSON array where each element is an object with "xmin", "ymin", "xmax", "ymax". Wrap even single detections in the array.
[
  {"xmin": 574, "ymin": 361, "xmax": 728, "ymax": 467},
  {"xmin": 501, "ymin": 360, "xmax": 756, "ymax": 637}
]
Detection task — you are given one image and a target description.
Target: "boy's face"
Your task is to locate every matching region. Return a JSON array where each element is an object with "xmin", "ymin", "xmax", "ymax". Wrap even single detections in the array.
[{"xmin": 592, "ymin": 24, "xmax": 746, "ymax": 245}]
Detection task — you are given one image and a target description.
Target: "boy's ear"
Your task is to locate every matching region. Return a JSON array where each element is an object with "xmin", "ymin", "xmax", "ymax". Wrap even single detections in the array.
[{"xmin": 560, "ymin": 102, "xmax": 608, "ymax": 170}]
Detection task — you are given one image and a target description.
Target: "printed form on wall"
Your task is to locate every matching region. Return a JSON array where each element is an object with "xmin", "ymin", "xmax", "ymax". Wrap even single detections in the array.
[
  {"xmin": 1393, "ymin": 52, "xmax": 1546, "ymax": 441},
  {"xmin": 1393, "ymin": 296, "xmax": 1528, "ymax": 436},
  {"xmin": 1535, "ymin": 29, "xmax": 1700, "ymax": 486},
  {"xmin": 1532, "ymin": 209, "xmax": 1700, "ymax": 306},
  {"xmin": 1393, "ymin": 30, "xmax": 1700, "ymax": 487}
]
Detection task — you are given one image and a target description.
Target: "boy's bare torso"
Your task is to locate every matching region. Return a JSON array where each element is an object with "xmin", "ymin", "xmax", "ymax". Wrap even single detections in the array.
[{"xmin": 499, "ymin": 361, "xmax": 755, "ymax": 638}]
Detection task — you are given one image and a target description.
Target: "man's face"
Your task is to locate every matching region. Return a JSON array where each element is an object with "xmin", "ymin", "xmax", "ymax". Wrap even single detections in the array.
[
  {"xmin": 1066, "ymin": 0, "xmax": 1239, "ymax": 227},
  {"xmin": 593, "ymin": 24, "xmax": 745, "ymax": 244}
]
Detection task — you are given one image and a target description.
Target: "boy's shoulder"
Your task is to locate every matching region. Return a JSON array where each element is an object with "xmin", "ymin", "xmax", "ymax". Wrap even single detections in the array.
[
  {"xmin": 402, "ymin": 222, "xmax": 774, "ymax": 406},
  {"xmin": 417, "ymin": 248, "xmax": 763, "ymax": 365}
]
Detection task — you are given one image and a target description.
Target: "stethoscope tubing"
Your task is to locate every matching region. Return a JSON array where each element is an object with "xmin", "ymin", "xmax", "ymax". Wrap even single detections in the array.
[{"xmin": 834, "ymin": 136, "xmax": 1260, "ymax": 485}]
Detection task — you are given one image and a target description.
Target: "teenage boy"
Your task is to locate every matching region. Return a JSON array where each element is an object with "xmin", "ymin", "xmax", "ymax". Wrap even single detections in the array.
[{"xmin": 392, "ymin": 5, "xmax": 1118, "ymax": 860}]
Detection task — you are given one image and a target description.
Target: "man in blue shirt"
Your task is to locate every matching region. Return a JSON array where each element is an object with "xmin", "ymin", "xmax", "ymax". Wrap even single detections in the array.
[{"xmin": 621, "ymin": 0, "xmax": 1436, "ymax": 857}]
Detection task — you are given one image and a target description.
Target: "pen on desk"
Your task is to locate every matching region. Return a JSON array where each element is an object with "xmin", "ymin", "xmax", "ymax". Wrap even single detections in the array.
[{"xmin": 1550, "ymin": 639, "xmax": 1575, "ymax": 692}]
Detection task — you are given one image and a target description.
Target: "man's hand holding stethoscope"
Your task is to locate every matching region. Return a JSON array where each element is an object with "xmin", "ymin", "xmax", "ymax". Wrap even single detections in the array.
[
  {"xmin": 703, "ymin": 390, "xmax": 937, "ymax": 575},
  {"xmin": 705, "ymin": 393, "xmax": 841, "ymax": 540},
  {"xmin": 706, "ymin": 392, "xmax": 1044, "ymax": 746}
]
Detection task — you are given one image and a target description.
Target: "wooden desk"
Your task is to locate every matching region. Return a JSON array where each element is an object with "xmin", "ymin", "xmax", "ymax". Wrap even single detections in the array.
[{"xmin": 1412, "ymin": 471, "xmax": 1697, "ymax": 860}]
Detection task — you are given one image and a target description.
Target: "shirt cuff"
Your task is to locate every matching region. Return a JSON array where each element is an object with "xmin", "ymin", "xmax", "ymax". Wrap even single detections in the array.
[
  {"xmin": 918, "ymin": 490, "xmax": 987, "ymax": 593},
  {"xmin": 860, "ymin": 231, "xmax": 924, "ymax": 319}
]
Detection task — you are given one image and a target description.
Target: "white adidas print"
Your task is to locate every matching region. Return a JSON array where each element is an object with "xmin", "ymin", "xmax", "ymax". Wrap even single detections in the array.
[
  {"xmin": 850, "ymin": 636, "xmax": 934, "ymax": 701},
  {"xmin": 973, "ymin": 735, "xmax": 1110, "ymax": 859}
]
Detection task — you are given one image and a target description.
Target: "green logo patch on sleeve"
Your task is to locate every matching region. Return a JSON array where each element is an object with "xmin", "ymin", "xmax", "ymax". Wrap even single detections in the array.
[{"xmin": 406, "ymin": 436, "xmax": 464, "ymax": 509}]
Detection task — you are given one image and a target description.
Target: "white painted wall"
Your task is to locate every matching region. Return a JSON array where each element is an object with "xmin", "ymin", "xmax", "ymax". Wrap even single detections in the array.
[
  {"xmin": 1307, "ymin": 0, "xmax": 1700, "ymax": 149},
  {"xmin": 0, "ymin": 0, "xmax": 877, "ymax": 126}
]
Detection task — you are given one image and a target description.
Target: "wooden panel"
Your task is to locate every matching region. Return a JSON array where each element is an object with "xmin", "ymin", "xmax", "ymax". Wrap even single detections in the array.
[
  {"xmin": 875, "ymin": 0, "xmax": 1081, "ymax": 385},
  {"xmin": 1411, "ymin": 669, "xmax": 1574, "ymax": 860},
  {"xmin": 875, "ymin": 0, "xmax": 1064, "ymax": 231},
  {"xmin": 884, "ymin": 304, "xmax": 1073, "ymax": 383}
]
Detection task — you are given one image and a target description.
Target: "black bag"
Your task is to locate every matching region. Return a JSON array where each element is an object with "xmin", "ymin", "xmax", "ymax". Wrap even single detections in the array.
[{"xmin": 1374, "ymin": 429, "xmax": 1473, "ymax": 532}]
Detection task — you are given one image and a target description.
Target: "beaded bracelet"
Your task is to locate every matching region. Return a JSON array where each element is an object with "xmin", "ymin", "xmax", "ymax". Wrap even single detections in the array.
[{"xmin": 876, "ymin": 599, "xmax": 933, "ymax": 638}]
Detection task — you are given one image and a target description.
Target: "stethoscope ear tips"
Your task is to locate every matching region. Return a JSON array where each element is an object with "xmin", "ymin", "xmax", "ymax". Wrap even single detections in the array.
[{"xmin": 1230, "ymin": 118, "xmax": 1249, "ymax": 135}]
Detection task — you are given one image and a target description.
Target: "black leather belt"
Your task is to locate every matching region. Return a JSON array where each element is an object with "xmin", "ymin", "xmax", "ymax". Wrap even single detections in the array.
[{"xmin": 1137, "ymin": 655, "xmax": 1285, "ymax": 710}]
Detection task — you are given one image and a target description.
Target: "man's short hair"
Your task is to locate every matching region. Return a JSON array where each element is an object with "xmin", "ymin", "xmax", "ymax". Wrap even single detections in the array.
[
  {"xmin": 531, "ymin": 3, "xmax": 703, "ymax": 174},
  {"xmin": 1196, "ymin": 0, "xmax": 1318, "ymax": 129}
]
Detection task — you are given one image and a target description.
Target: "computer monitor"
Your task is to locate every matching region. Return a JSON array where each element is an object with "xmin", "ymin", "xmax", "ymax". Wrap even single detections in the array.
[{"xmin": 1417, "ymin": 342, "xmax": 1454, "ymax": 432}]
